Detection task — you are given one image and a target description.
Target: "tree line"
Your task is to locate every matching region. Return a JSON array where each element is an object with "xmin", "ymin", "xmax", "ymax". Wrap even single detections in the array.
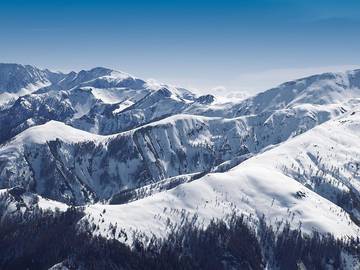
[{"xmin": 0, "ymin": 192, "xmax": 359, "ymax": 270}]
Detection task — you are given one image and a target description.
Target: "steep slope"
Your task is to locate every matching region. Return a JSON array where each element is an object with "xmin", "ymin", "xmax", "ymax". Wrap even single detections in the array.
[
  {"xmin": 185, "ymin": 71, "xmax": 360, "ymax": 152},
  {"xmin": 83, "ymin": 111, "xmax": 360, "ymax": 243},
  {"xmin": 0, "ymin": 116, "xmax": 250, "ymax": 204},
  {"xmin": 0, "ymin": 64, "xmax": 153, "ymax": 109},
  {"xmin": 70, "ymin": 87, "xmax": 195, "ymax": 134},
  {"xmin": 0, "ymin": 121, "xmax": 109, "ymax": 204},
  {"xmin": 189, "ymin": 70, "xmax": 360, "ymax": 117},
  {"xmin": 243, "ymin": 109, "xmax": 360, "ymax": 222},
  {"xmin": 0, "ymin": 64, "xmax": 56, "ymax": 94},
  {"xmin": 0, "ymin": 63, "xmax": 63, "ymax": 106}
]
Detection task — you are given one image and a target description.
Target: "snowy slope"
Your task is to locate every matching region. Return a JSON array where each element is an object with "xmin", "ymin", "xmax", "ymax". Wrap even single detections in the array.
[
  {"xmin": 3, "ymin": 66, "xmax": 360, "ymax": 143},
  {"xmin": 6, "ymin": 120, "xmax": 106, "ymax": 144},
  {"xmin": 227, "ymin": 70, "xmax": 360, "ymax": 117},
  {"xmin": 0, "ymin": 64, "xmax": 54, "ymax": 94},
  {"xmin": 0, "ymin": 64, "xmax": 199, "ymax": 140},
  {"xmin": 244, "ymin": 109, "xmax": 360, "ymax": 221},
  {"xmin": 0, "ymin": 121, "xmax": 110, "ymax": 204},
  {"xmin": 55, "ymin": 67, "xmax": 146, "ymax": 91},
  {"xmin": 69, "ymin": 86, "xmax": 197, "ymax": 134},
  {"xmin": 0, "ymin": 99, "xmax": 359, "ymax": 206},
  {"xmin": 0, "ymin": 64, "xmax": 59, "ymax": 106},
  {"xmin": 0, "ymin": 115, "xmax": 250, "ymax": 203},
  {"xmin": 83, "ymin": 160, "xmax": 359, "ymax": 244},
  {"xmin": 83, "ymin": 110, "xmax": 360, "ymax": 243},
  {"xmin": 87, "ymin": 68, "xmax": 360, "ymax": 138}
]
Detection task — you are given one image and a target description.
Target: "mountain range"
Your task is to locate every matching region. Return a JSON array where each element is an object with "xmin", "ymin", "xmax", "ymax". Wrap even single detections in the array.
[{"xmin": 0, "ymin": 63, "xmax": 360, "ymax": 269}]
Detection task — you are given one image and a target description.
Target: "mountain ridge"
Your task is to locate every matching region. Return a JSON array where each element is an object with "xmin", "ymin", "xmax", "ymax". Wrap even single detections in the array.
[{"xmin": 1, "ymin": 63, "xmax": 360, "ymax": 256}]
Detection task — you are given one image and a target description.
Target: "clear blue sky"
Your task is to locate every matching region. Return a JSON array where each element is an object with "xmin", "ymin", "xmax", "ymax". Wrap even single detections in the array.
[{"xmin": 1, "ymin": 0, "xmax": 360, "ymax": 94}]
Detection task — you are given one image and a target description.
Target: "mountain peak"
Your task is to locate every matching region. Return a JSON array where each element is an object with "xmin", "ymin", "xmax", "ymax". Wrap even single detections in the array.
[{"xmin": 0, "ymin": 63, "xmax": 51, "ymax": 95}]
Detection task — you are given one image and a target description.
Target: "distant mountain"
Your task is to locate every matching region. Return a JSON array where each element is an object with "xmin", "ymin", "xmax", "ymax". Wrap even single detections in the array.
[
  {"xmin": 0, "ymin": 64, "xmax": 197, "ymax": 142},
  {"xmin": 0, "ymin": 63, "xmax": 56, "ymax": 94},
  {"xmin": 0, "ymin": 63, "xmax": 62, "ymax": 105}
]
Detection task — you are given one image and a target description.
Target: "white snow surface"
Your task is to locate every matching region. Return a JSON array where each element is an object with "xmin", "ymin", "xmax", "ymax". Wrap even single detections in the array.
[
  {"xmin": 36, "ymin": 196, "xmax": 68, "ymax": 211},
  {"xmin": 84, "ymin": 165, "xmax": 358, "ymax": 244},
  {"xmin": 83, "ymin": 111, "xmax": 360, "ymax": 244},
  {"xmin": 6, "ymin": 120, "xmax": 108, "ymax": 145}
]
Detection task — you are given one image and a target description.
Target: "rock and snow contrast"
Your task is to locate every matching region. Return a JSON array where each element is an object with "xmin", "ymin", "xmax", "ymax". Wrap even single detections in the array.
[{"xmin": 0, "ymin": 63, "xmax": 360, "ymax": 269}]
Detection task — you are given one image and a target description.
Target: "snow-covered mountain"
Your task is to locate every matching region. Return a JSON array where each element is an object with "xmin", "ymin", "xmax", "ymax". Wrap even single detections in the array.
[
  {"xmin": 0, "ymin": 64, "xmax": 61, "ymax": 106},
  {"xmin": 1, "ymin": 63, "xmax": 360, "ymax": 264},
  {"xmin": 0, "ymin": 116, "xmax": 250, "ymax": 204},
  {"xmin": 0, "ymin": 64, "xmax": 57, "ymax": 94},
  {"xmin": 75, "ymin": 109, "xmax": 360, "ymax": 243},
  {"xmin": 0, "ymin": 64, "xmax": 201, "ymax": 143}
]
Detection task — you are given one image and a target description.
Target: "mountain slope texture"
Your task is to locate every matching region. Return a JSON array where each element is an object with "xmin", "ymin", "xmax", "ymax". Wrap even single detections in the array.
[{"xmin": 0, "ymin": 63, "xmax": 360, "ymax": 270}]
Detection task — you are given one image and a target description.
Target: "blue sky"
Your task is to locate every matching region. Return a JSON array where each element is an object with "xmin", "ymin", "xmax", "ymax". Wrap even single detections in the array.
[{"xmin": 1, "ymin": 0, "xmax": 360, "ymax": 94}]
